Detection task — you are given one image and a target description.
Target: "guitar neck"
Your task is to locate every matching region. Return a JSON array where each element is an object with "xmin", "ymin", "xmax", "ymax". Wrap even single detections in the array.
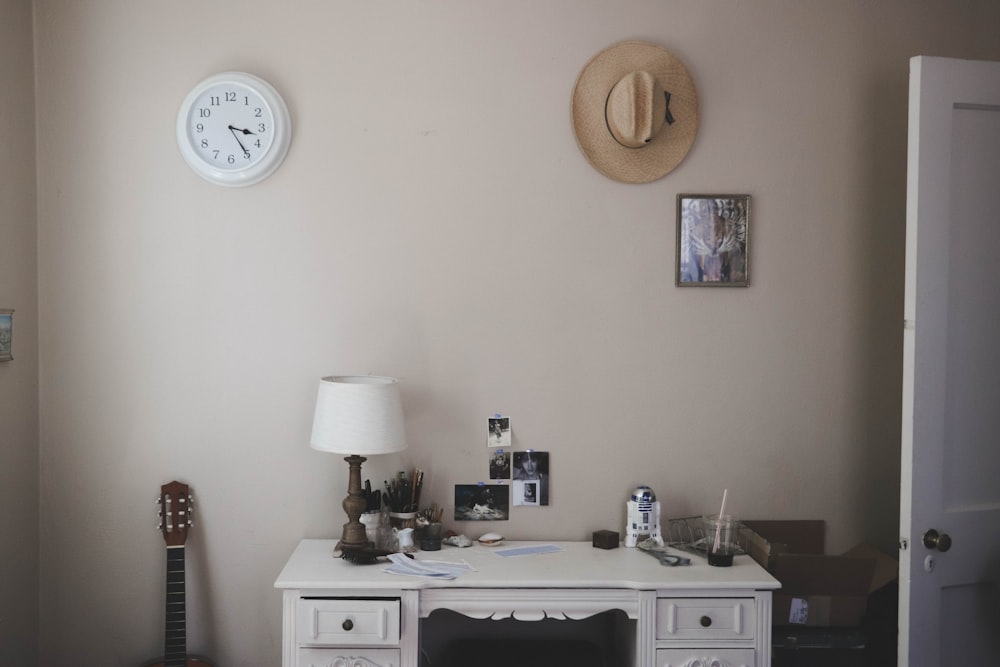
[{"xmin": 164, "ymin": 545, "xmax": 187, "ymax": 667}]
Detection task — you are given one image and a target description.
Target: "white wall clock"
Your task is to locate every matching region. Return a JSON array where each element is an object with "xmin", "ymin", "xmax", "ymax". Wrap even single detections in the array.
[{"xmin": 176, "ymin": 71, "xmax": 291, "ymax": 187}]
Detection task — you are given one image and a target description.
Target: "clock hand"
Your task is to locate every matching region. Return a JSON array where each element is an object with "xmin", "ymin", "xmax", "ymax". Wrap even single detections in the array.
[
  {"xmin": 228, "ymin": 125, "xmax": 251, "ymax": 158},
  {"xmin": 228, "ymin": 124, "xmax": 257, "ymax": 135}
]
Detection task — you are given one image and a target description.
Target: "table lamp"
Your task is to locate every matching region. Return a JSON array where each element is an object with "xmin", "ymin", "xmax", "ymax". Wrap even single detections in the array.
[{"xmin": 310, "ymin": 375, "xmax": 407, "ymax": 551}]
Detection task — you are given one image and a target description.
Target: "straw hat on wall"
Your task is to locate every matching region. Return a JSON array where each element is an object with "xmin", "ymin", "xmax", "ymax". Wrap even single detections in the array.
[{"xmin": 572, "ymin": 40, "xmax": 699, "ymax": 184}]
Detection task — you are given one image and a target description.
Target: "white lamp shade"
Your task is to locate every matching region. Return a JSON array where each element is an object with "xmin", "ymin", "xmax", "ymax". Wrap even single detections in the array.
[{"xmin": 310, "ymin": 375, "xmax": 407, "ymax": 455}]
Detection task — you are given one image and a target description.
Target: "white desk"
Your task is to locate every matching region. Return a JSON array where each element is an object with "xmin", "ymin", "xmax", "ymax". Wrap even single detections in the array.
[{"xmin": 274, "ymin": 540, "xmax": 780, "ymax": 667}]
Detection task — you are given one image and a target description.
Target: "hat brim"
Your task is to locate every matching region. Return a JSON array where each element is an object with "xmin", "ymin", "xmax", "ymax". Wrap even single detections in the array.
[{"xmin": 572, "ymin": 41, "xmax": 699, "ymax": 184}]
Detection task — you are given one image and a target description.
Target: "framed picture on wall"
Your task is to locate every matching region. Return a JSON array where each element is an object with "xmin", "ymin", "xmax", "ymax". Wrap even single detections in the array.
[
  {"xmin": 676, "ymin": 194, "xmax": 751, "ymax": 287},
  {"xmin": 0, "ymin": 309, "xmax": 12, "ymax": 362}
]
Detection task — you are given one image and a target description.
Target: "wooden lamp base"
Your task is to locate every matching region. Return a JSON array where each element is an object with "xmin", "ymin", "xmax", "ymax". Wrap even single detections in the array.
[{"xmin": 337, "ymin": 454, "xmax": 370, "ymax": 552}]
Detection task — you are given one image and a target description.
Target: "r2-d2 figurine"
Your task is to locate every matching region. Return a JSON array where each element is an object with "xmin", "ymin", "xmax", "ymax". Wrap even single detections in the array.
[{"xmin": 625, "ymin": 485, "xmax": 663, "ymax": 548}]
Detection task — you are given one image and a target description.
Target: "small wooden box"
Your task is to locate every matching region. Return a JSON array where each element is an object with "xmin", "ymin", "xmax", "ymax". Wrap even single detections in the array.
[{"xmin": 592, "ymin": 530, "xmax": 620, "ymax": 549}]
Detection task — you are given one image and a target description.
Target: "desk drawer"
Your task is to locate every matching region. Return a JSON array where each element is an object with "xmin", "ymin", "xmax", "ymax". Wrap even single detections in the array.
[
  {"xmin": 655, "ymin": 598, "xmax": 755, "ymax": 640},
  {"xmin": 298, "ymin": 647, "xmax": 400, "ymax": 667},
  {"xmin": 298, "ymin": 598, "xmax": 400, "ymax": 646},
  {"xmin": 656, "ymin": 648, "xmax": 755, "ymax": 667}
]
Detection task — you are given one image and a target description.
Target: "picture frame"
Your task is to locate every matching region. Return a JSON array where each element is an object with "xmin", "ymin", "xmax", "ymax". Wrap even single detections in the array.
[
  {"xmin": 676, "ymin": 194, "xmax": 751, "ymax": 287},
  {"xmin": 0, "ymin": 309, "xmax": 12, "ymax": 362}
]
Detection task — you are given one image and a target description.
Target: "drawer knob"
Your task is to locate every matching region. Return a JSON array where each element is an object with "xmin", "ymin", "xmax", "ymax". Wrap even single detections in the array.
[
  {"xmin": 700, "ymin": 615, "xmax": 712, "ymax": 627},
  {"xmin": 342, "ymin": 618, "xmax": 354, "ymax": 632}
]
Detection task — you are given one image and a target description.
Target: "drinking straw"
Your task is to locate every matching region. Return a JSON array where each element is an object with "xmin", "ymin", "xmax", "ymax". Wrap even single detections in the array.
[{"xmin": 713, "ymin": 489, "xmax": 728, "ymax": 552}]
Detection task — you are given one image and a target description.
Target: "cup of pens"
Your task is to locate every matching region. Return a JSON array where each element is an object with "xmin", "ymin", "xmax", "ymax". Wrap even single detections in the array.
[
  {"xmin": 389, "ymin": 511, "xmax": 417, "ymax": 531},
  {"xmin": 384, "ymin": 469, "xmax": 424, "ymax": 514},
  {"xmin": 417, "ymin": 505, "xmax": 445, "ymax": 550}
]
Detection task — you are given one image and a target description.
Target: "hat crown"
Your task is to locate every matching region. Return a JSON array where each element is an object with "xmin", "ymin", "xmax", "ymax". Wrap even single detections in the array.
[
  {"xmin": 606, "ymin": 70, "xmax": 666, "ymax": 149},
  {"xmin": 572, "ymin": 40, "xmax": 699, "ymax": 183}
]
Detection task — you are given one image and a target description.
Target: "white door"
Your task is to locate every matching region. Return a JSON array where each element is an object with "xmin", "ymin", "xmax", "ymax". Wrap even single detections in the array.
[{"xmin": 900, "ymin": 55, "xmax": 1000, "ymax": 666}]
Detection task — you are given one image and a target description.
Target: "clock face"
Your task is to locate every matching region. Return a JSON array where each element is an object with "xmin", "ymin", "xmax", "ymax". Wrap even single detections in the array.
[{"xmin": 177, "ymin": 72, "xmax": 291, "ymax": 186}]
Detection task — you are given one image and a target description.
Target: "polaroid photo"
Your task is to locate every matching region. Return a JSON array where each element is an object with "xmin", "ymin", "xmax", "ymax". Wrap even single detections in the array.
[
  {"xmin": 489, "ymin": 450, "xmax": 511, "ymax": 480},
  {"xmin": 513, "ymin": 480, "xmax": 539, "ymax": 507},
  {"xmin": 488, "ymin": 416, "xmax": 511, "ymax": 447}
]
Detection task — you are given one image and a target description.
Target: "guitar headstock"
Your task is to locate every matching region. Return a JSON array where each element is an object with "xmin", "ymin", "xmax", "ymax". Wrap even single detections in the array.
[{"xmin": 157, "ymin": 480, "xmax": 194, "ymax": 547}]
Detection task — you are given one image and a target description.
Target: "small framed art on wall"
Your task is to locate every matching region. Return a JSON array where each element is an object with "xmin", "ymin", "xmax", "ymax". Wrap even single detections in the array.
[{"xmin": 676, "ymin": 194, "xmax": 751, "ymax": 287}]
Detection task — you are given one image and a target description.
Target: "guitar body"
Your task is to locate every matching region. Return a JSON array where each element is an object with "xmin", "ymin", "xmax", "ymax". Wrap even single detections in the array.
[{"xmin": 143, "ymin": 481, "xmax": 216, "ymax": 667}]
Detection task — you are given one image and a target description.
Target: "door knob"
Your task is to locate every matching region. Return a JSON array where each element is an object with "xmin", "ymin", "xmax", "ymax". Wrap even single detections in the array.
[{"xmin": 923, "ymin": 529, "xmax": 952, "ymax": 552}]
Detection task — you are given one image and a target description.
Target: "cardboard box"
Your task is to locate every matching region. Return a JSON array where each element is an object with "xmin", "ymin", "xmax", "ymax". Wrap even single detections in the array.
[{"xmin": 741, "ymin": 520, "xmax": 897, "ymax": 628}]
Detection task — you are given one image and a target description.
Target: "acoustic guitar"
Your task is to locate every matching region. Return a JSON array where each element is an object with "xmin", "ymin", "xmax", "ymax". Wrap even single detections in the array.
[{"xmin": 144, "ymin": 481, "xmax": 214, "ymax": 667}]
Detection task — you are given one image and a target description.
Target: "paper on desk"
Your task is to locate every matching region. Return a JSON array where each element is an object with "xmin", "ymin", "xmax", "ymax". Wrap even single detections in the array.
[
  {"xmin": 383, "ymin": 553, "xmax": 474, "ymax": 579},
  {"xmin": 494, "ymin": 544, "xmax": 563, "ymax": 557}
]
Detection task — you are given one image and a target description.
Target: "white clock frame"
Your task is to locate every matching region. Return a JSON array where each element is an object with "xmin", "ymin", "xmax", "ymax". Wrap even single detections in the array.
[{"xmin": 176, "ymin": 71, "xmax": 291, "ymax": 187}]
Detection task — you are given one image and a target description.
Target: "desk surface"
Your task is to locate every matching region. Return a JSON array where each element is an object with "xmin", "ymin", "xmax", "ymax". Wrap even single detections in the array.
[{"xmin": 274, "ymin": 540, "xmax": 781, "ymax": 592}]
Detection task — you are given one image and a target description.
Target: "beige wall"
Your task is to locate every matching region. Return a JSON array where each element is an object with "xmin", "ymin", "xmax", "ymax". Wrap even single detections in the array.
[
  {"xmin": 27, "ymin": 1, "xmax": 1000, "ymax": 665},
  {"xmin": 0, "ymin": 0, "xmax": 38, "ymax": 664}
]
